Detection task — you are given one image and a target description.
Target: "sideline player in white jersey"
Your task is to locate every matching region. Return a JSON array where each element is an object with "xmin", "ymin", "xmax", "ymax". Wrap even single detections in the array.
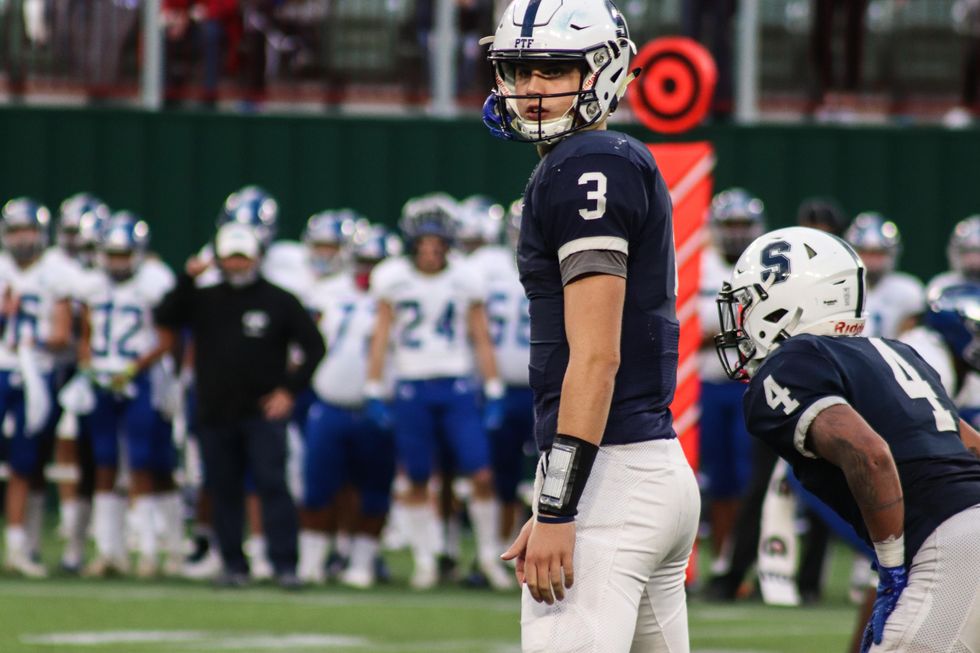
[
  {"xmin": 298, "ymin": 225, "xmax": 401, "ymax": 588},
  {"xmin": 0, "ymin": 198, "xmax": 73, "ymax": 577},
  {"xmin": 482, "ymin": 202, "xmax": 535, "ymax": 545},
  {"xmin": 485, "ymin": 1, "xmax": 700, "ymax": 650},
  {"xmin": 927, "ymin": 214, "xmax": 980, "ymax": 297},
  {"xmin": 844, "ymin": 213, "xmax": 924, "ymax": 338},
  {"xmin": 698, "ymin": 188, "xmax": 765, "ymax": 567},
  {"xmin": 76, "ymin": 214, "xmax": 179, "ymax": 577},
  {"xmin": 365, "ymin": 196, "xmax": 510, "ymax": 590},
  {"xmin": 49, "ymin": 193, "xmax": 112, "ymax": 573}
]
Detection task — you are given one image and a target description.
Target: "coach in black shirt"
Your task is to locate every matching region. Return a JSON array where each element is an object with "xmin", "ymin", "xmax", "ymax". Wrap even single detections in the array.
[{"xmin": 155, "ymin": 223, "xmax": 325, "ymax": 587}]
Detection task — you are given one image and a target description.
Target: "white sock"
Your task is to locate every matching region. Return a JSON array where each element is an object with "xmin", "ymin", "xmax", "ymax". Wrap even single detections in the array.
[
  {"xmin": 60, "ymin": 497, "xmax": 79, "ymax": 540},
  {"xmin": 468, "ymin": 498, "xmax": 501, "ymax": 564},
  {"xmin": 403, "ymin": 504, "xmax": 441, "ymax": 570},
  {"xmin": 349, "ymin": 534, "xmax": 380, "ymax": 574},
  {"xmin": 92, "ymin": 493, "xmax": 115, "ymax": 559},
  {"xmin": 443, "ymin": 513, "xmax": 461, "ymax": 559},
  {"xmin": 60, "ymin": 498, "xmax": 85, "ymax": 566},
  {"xmin": 298, "ymin": 530, "xmax": 328, "ymax": 578},
  {"xmin": 132, "ymin": 496, "xmax": 159, "ymax": 558},
  {"xmin": 157, "ymin": 493, "xmax": 185, "ymax": 557},
  {"xmin": 25, "ymin": 492, "xmax": 46, "ymax": 557},
  {"xmin": 106, "ymin": 494, "xmax": 127, "ymax": 560},
  {"xmin": 334, "ymin": 532, "xmax": 352, "ymax": 559},
  {"xmin": 5, "ymin": 525, "xmax": 27, "ymax": 560},
  {"xmin": 245, "ymin": 534, "xmax": 268, "ymax": 561}
]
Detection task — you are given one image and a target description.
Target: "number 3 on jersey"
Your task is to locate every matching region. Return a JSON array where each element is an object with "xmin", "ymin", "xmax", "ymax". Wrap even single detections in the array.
[
  {"xmin": 870, "ymin": 338, "xmax": 957, "ymax": 432},
  {"xmin": 578, "ymin": 172, "xmax": 607, "ymax": 220}
]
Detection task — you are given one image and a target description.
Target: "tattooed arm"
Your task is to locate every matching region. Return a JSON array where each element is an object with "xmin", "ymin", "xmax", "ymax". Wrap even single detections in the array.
[
  {"xmin": 807, "ymin": 404, "xmax": 904, "ymax": 543},
  {"xmin": 960, "ymin": 419, "xmax": 980, "ymax": 460}
]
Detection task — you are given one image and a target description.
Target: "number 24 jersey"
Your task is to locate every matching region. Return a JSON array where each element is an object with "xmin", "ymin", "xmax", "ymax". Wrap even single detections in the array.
[
  {"xmin": 370, "ymin": 256, "xmax": 484, "ymax": 381},
  {"xmin": 744, "ymin": 334, "xmax": 980, "ymax": 562}
]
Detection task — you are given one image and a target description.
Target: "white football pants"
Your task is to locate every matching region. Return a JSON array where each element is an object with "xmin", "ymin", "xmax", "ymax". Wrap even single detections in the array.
[{"xmin": 522, "ymin": 438, "xmax": 700, "ymax": 653}]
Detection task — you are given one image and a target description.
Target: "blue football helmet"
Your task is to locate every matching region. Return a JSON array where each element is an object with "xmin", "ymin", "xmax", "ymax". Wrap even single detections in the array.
[
  {"xmin": 1, "ymin": 197, "xmax": 51, "ymax": 264},
  {"xmin": 304, "ymin": 209, "xmax": 359, "ymax": 277},
  {"xmin": 400, "ymin": 194, "xmax": 458, "ymax": 247},
  {"xmin": 845, "ymin": 212, "xmax": 901, "ymax": 285},
  {"xmin": 217, "ymin": 186, "xmax": 279, "ymax": 246},
  {"xmin": 58, "ymin": 192, "xmax": 111, "ymax": 255},
  {"xmin": 100, "ymin": 212, "xmax": 150, "ymax": 281},
  {"xmin": 456, "ymin": 195, "xmax": 505, "ymax": 250},
  {"xmin": 948, "ymin": 215, "xmax": 980, "ymax": 281},
  {"xmin": 924, "ymin": 283, "xmax": 980, "ymax": 372},
  {"xmin": 352, "ymin": 224, "xmax": 403, "ymax": 262},
  {"xmin": 709, "ymin": 188, "xmax": 767, "ymax": 262}
]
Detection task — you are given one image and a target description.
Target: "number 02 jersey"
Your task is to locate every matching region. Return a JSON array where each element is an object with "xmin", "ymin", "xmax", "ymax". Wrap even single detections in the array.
[
  {"xmin": 519, "ymin": 130, "xmax": 678, "ymax": 451},
  {"xmin": 744, "ymin": 334, "xmax": 980, "ymax": 561}
]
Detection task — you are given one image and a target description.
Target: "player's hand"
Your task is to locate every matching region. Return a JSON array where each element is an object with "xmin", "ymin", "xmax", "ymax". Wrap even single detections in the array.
[
  {"xmin": 483, "ymin": 397, "xmax": 506, "ymax": 432},
  {"xmin": 261, "ymin": 388, "xmax": 294, "ymax": 421},
  {"xmin": 501, "ymin": 517, "xmax": 533, "ymax": 585},
  {"xmin": 523, "ymin": 519, "xmax": 575, "ymax": 605},
  {"xmin": 109, "ymin": 363, "xmax": 138, "ymax": 394},
  {"xmin": 365, "ymin": 398, "xmax": 393, "ymax": 430},
  {"xmin": 185, "ymin": 256, "xmax": 210, "ymax": 278},
  {"xmin": 860, "ymin": 564, "xmax": 908, "ymax": 653}
]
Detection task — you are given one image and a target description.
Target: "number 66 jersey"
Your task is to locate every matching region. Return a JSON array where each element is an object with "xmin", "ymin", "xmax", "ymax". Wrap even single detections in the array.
[{"xmin": 743, "ymin": 333, "xmax": 980, "ymax": 562}]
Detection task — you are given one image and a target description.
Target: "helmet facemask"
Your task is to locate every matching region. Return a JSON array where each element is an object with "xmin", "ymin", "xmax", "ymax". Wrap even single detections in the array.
[{"xmin": 714, "ymin": 281, "xmax": 800, "ymax": 380}]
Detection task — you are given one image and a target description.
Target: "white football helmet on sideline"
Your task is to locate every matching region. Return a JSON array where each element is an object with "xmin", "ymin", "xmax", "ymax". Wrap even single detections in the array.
[
  {"xmin": 715, "ymin": 227, "xmax": 867, "ymax": 379},
  {"xmin": 483, "ymin": 0, "xmax": 637, "ymax": 143}
]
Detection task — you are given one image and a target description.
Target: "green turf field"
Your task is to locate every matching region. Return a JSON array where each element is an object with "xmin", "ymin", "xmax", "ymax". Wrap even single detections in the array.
[{"xmin": 0, "ymin": 543, "xmax": 863, "ymax": 653}]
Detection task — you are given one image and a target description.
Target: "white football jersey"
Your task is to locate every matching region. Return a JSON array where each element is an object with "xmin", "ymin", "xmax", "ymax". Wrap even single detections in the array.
[
  {"xmin": 79, "ymin": 262, "xmax": 175, "ymax": 374},
  {"xmin": 264, "ymin": 240, "xmax": 316, "ymax": 298},
  {"xmin": 0, "ymin": 252, "xmax": 74, "ymax": 372},
  {"xmin": 698, "ymin": 246, "xmax": 732, "ymax": 382},
  {"xmin": 470, "ymin": 245, "xmax": 529, "ymax": 386},
  {"xmin": 370, "ymin": 256, "xmax": 485, "ymax": 380},
  {"xmin": 307, "ymin": 273, "xmax": 376, "ymax": 406},
  {"xmin": 862, "ymin": 272, "xmax": 925, "ymax": 339},
  {"xmin": 40, "ymin": 247, "xmax": 87, "ymax": 300}
]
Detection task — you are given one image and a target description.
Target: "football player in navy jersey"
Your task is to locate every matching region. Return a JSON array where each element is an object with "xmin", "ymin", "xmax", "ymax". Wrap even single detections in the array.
[
  {"xmin": 715, "ymin": 226, "xmax": 980, "ymax": 653},
  {"xmin": 485, "ymin": 1, "xmax": 700, "ymax": 651}
]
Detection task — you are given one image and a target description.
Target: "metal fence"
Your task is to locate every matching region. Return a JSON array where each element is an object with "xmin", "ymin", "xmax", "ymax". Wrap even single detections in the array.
[{"xmin": 0, "ymin": 0, "xmax": 974, "ymax": 118}]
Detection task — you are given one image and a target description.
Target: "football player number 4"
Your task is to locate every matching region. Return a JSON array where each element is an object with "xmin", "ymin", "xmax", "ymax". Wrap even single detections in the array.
[
  {"xmin": 870, "ymin": 339, "xmax": 957, "ymax": 432},
  {"xmin": 578, "ymin": 172, "xmax": 607, "ymax": 220}
]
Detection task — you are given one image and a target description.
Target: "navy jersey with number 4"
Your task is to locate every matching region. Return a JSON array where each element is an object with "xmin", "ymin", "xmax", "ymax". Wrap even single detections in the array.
[
  {"xmin": 744, "ymin": 334, "xmax": 980, "ymax": 562},
  {"xmin": 518, "ymin": 130, "xmax": 678, "ymax": 451}
]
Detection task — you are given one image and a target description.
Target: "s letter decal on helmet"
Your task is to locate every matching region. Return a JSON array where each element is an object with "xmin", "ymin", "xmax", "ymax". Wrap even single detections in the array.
[{"xmin": 761, "ymin": 241, "xmax": 791, "ymax": 285}]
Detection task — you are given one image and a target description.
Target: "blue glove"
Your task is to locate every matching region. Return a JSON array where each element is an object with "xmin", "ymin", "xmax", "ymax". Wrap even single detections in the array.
[
  {"xmin": 483, "ymin": 397, "xmax": 506, "ymax": 432},
  {"xmin": 365, "ymin": 398, "xmax": 393, "ymax": 430},
  {"xmin": 860, "ymin": 564, "xmax": 908, "ymax": 653}
]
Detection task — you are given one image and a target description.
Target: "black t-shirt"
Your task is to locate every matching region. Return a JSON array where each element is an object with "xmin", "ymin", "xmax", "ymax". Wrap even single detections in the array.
[
  {"xmin": 154, "ymin": 274, "xmax": 325, "ymax": 427},
  {"xmin": 519, "ymin": 129, "xmax": 678, "ymax": 450},
  {"xmin": 744, "ymin": 334, "xmax": 980, "ymax": 562}
]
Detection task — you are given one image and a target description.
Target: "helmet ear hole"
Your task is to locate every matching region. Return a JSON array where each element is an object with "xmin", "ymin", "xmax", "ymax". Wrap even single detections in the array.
[{"xmin": 764, "ymin": 308, "xmax": 788, "ymax": 323}]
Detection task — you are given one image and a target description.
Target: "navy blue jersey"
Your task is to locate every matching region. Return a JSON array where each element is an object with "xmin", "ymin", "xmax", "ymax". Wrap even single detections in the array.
[
  {"xmin": 518, "ymin": 130, "xmax": 678, "ymax": 451},
  {"xmin": 744, "ymin": 334, "xmax": 980, "ymax": 562}
]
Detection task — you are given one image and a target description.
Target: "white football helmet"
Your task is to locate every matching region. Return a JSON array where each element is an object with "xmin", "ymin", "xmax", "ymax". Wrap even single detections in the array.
[
  {"xmin": 483, "ymin": 0, "xmax": 637, "ymax": 143},
  {"xmin": 714, "ymin": 227, "xmax": 867, "ymax": 379}
]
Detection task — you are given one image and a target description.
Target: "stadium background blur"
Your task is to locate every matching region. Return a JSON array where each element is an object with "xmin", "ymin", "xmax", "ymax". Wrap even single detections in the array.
[{"xmin": 1, "ymin": 1, "xmax": 980, "ymax": 652}]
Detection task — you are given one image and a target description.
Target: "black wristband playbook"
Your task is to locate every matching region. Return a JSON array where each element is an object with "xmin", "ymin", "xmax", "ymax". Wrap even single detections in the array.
[{"xmin": 536, "ymin": 434, "xmax": 599, "ymax": 523}]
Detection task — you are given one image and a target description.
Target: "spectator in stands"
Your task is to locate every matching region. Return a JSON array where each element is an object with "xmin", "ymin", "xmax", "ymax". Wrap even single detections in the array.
[
  {"xmin": 87, "ymin": 0, "xmax": 141, "ymax": 102},
  {"xmin": 808, "ymin": 0, "xmax": 870, "ymax": 118},
  {"xmin": 1, "ymin": 0, "xmax": 28, "ymax": 97},
  {"xmin": 946, "ymin": 0, "xmax": 980, "ymax": 127},
  {"xmin": 683, "ymin": 0, "xmax": 736, "ymax": 121},
  {"xmin": 163, "ymin": 0, "xmax": 240, "ymax": 107}
]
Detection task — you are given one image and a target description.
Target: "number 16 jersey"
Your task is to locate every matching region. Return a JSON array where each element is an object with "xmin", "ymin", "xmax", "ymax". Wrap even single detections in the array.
[{"xmin": 744, "ymin": 334, "xmax": 980, "ymax": 562}]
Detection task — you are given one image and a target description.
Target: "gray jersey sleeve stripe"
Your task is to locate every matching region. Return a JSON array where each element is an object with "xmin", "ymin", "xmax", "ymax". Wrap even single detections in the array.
[
  {"xmin": 560, "ymin": 250, "xmax": 628, "ymax": 286},
  {"xmin": 557, "ymin": 236, "xmax": 629, "ymax": 263}
]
